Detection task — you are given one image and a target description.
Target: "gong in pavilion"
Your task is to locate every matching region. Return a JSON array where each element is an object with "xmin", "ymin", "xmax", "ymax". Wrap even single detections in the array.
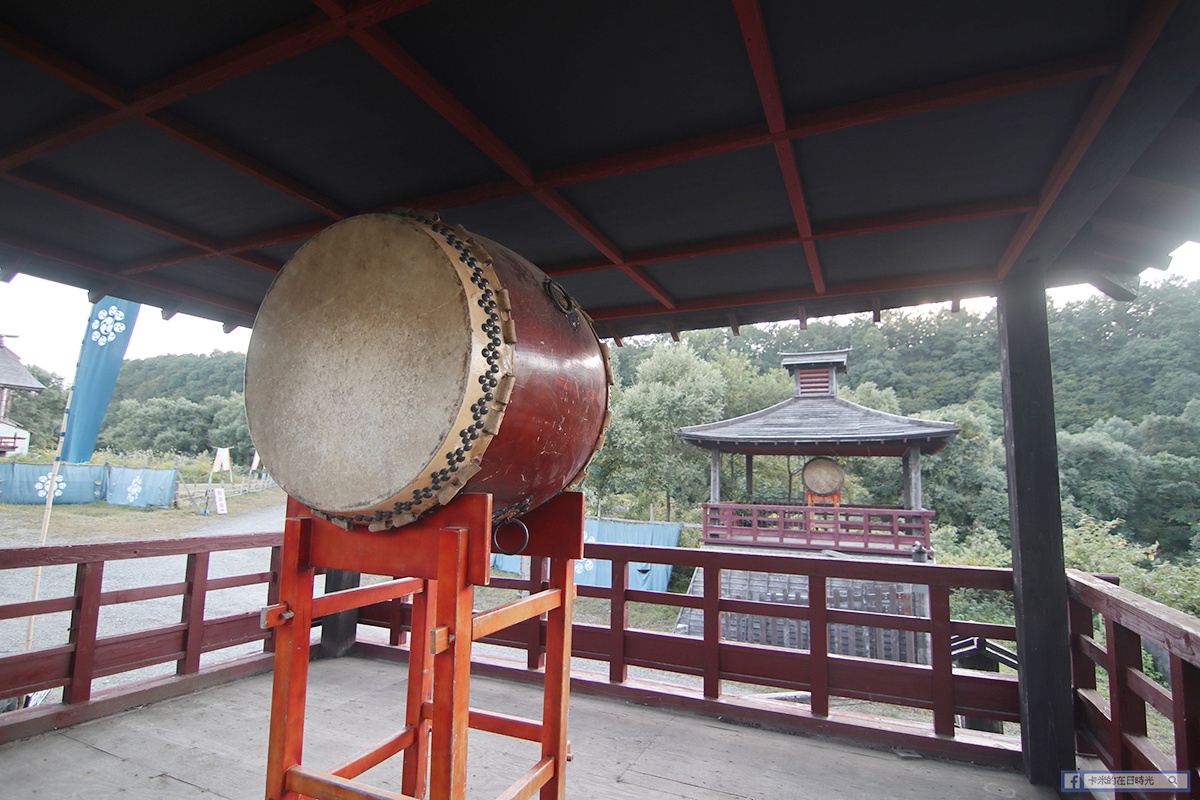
[{"xmin": 678, "ymin": 349, "xmax": 958, "ymax": 554}]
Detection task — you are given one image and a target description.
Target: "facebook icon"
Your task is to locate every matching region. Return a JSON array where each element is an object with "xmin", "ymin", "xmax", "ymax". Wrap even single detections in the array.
[{"xmin": 1062, "ymin": 772, "xmax": 1083, "ymax": 791}]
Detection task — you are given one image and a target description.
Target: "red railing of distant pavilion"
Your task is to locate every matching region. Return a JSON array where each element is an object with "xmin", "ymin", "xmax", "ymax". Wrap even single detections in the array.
[{"xmin": 700, "ymin": 501, "xmax": 933, "ymax": 553}]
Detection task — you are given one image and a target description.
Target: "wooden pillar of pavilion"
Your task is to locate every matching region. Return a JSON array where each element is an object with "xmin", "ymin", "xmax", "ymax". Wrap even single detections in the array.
[
  {"xmin": 901, "ymin": 446, "xmax": 922, "ymax": 510},
  {"xmin": 709, "ymin": 448, "xmax": 721, "ymax": 504},
  {"xmin": 998, "ymin": 270, "xmax": 1074, "ymax": 786}
]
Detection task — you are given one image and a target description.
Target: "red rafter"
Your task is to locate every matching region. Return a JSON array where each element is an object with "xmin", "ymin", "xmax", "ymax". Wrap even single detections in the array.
[
  {"xmin": 343, "ymin": 21, "xmax": 677, "ymax": 309},
  {"xmin": 4, "ymin": 168, "xmax": 281, "ymax": 274},
  {"xmin": 733, "ymin": 0, "xmax": 825, "ymax": 292},
  {"xmin": 0, "ymin": 229, "xmax": 258, "ymax": 317},
  {"xmin": 995, "ymin": 0, "xmax": 1178, "ymax": 279}
]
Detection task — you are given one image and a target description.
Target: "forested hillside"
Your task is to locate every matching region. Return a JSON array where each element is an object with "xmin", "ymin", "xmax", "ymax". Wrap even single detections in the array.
[{"xmin": 8, "ymin": 279, "xmax": 1199, "ymax": 563}]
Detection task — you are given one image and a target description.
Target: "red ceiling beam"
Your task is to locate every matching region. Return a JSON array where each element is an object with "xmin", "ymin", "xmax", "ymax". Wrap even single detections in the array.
[
  {"xmin": 343, "ymin": 20, "xmax": 677, "ymax": 309},
  {"xmin": 0, "ymin": 24, "xmax": 125, "ymax": 107},
  {"xmin": 588, "ymin": 268, "xmax": 997, "ymax": 322},
  {"xmin": 995, "ymin": 0, "xmax": 1178, "ymax": 279},
  {"xmin": 4, "ymin": 167, "xmax": 281, "ymax": 274},
  {"xmin": 0, "ymin": 229, "xmax": 259, "ymax": 317},
  {"xmin": 0, "ymin": 0, "xmax": 434, "ymax": 174},
  {"xmin": 543, "ymin": 196, "xmax": 1036, "ymax": 275},
  {"xmin": 733, "ymin": 0, "xmax": 825, "ymax": 293}
]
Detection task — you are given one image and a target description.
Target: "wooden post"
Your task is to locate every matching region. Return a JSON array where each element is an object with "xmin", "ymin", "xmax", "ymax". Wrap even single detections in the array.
[
  {"xmin": 541, "ymin": 554, "xmax": 576, "ymax": 799},
  {"xmin": 998, "ymin": 270, "xmax": 1075, "ymax": 786},
  {"xmin": 65, "ymin": 561, "xmax": 103, "ymax": 704},
  {"xmin": 745, "ymin": 454, "xmax": 753, "ymax": 496},
  {"xmin": 710, "ymin": 448, "xmax": 721, "ymax": 504},
  {"xmin": 610, "ymin": 558, "xmax": 628, "ymax": 683},
  {"xmin": 808, "ymin": 571, "xmax": 829, "ymax": 717},
  {"xmin": 179, "ymin": 552, "xmax": 210, "ymax": 675},
  {"xmin": 401, "ymin": 577, "xmax": 435, "ymax": 798},
  {"xmin": 901, "ymin": 446, "xmax": 922, "ymax": 510},
  {"xmin": 319, "ymin": 569, "xmax": 361, "ymax": 658},
  {"xmin": 703, "ymin": 565, "xmax": 721, "ymax": 699},
  {"xmin": 264, "ymin": 516, "xmax": 315, "ymax": 800},
  {"xmin": 430, "ymin": 527, "xmax": 472, "ymax": 800},
  {"xmin": 928, "ymin": 584, "xmax": 955, "ymax": 736}
]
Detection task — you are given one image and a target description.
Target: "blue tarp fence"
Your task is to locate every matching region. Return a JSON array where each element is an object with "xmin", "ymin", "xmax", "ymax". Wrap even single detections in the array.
[
  {"xmin": 491, "ymin": 518, "xmax": 681, "ymax": 592},
  {"xmin": 0, "ymin": 463, "xmax": 177, "ymax": 507}
]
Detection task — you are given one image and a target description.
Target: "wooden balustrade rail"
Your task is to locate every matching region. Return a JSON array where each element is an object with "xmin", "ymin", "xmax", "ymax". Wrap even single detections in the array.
[
  {"xmin": 1067, "ymin": 569, "xmax": 1200, "ymax": 799},
  {"xmin": 700, "ymin": 502, "xmax": 933, "ymax": 552},
  {"xmin": 0, "ymin": 532, "xmax": 284, "ymax": 745},
  {"xmin": 360, "ymin": 542, "xmax": 1020, "ymax": 763}
]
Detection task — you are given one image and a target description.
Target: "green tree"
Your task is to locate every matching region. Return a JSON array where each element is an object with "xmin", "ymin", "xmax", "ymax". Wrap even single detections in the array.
[{"xmin": 6, "ymin": 365, "xmax": 68, "ymax": 452}]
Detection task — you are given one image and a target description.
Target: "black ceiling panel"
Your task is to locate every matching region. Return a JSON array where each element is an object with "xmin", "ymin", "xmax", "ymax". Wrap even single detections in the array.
[
  {"xmin": 30, "ymin": 120, "xmax": 326, "ymax": 242},
  {"xmin": 796, "ymin": 81, "xmax": 1097, "ymax": 225},
  {"xmin": 169, "ymin": 37, "xmax": 511, "ymax": 211},
  {"xmin": 384, "ymin": 0, "xmax": 763, "ymax": 169},
  {"xmin": 817, "ymin": 216, "xmax": 1022, "ymax": 284},
  {"xmin": 438, "ymin": 195, "xmax": 600, "ymax": 267},
  {"xmin": 643, "ymin": 244, "xmax": 811, "ymax": 303},
  {"xmin": 761, "ymin": 0, "xmax": 1138, "ymax": 115},
  {"xmin": 557, "ymin": 145, "xmax": 795, "ymax": 254},
  {"xmin": 0, "ymin": 52, "xmax": 102, "ymax": 148}
]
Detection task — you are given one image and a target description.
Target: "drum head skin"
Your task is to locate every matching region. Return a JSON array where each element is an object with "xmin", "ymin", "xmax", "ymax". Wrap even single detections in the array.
[
  {"xmin": 802, "ymin": 456, "xmax": 845, "ymax": 496},
  {"xmin": 246, "ymin": 211, "xmax": 610, "ymax": 530},
  {"xmin": 247, "ymin": 213, "xmax": 496, "ymax": 518}
]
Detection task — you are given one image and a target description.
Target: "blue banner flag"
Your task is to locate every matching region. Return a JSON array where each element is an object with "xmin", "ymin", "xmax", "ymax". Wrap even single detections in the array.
[{"xmin": 60, "ymin": 296, "xmax": 139, "ymax": 463}]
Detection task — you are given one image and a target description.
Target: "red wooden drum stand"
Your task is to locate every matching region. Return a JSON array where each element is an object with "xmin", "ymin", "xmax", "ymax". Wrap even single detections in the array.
[{"xmin": 261, "ymin": 492, "xmax": 584, "ymax": 800}]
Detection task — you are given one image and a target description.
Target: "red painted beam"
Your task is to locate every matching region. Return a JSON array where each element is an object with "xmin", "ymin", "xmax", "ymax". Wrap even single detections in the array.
[
  {"xmin": 0, "ymin": 229, "xmax": 259, "ymax": 317},
  {"xmin": 587, "ymin": 268, "xmax": 997, "ymax": 321},
  {"xmin": 543, "ymin": 196, "xmax": 1035, "ymax": 275},
  {"xmin": 995, "ymin": 0, "xmax": 1178, "ymax": 279},
  {"xmin": 0, "ymin": 0, "xmax": 434, "ymax": 173},
  {"xmin": 733, "ymin": 0, "xmax": 826, "ymax": 293}
]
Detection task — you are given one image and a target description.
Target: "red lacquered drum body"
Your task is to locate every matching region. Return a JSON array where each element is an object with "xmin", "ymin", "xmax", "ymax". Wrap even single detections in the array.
[{"xmin": 245, "ymin": 210, "xmax": 610, "ymax": 530}]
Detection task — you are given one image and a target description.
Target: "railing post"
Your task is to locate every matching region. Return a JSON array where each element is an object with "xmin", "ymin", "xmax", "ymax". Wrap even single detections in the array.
[
  {"xmin": 65, "ymin": 561, "xmax": 104, "ymax": 704},
  {"xmin": 1169, "ymin": 654, "xmax": 1200, "ymax": 798},
  {"xmin": 703, "ymin": 565, "xmax": 721, "ymax": 699},
  {"xmin": 929, "ymin": 584, "xmax": 955, "ymax": 736},
  {"xmin": 808, "ymin": 571, "xmax": 829, "ymax": 717},
  {"xmin": 1105, "ymin": 618, "xmax": 1147, "ymax": 779},
  {"xmin": 610, "ymin": 558, "xmax": 628, "ymax": 683},
  {"xmin": 1067, "ymin": 596, "xmax": 1098, "ymax": 756},
  {"xmin": 178, "ymin": 551, "xmax": 210, "ymax": 675}
]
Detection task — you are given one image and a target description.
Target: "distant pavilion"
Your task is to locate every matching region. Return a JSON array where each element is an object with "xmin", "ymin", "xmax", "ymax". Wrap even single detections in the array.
[
  {"xmin": 678, "ymin": 350, "xmax": 958, "ymax": 553},
  {"xmin": 0, "ymin": 335, "xmax": 45, "ymax": 456}
]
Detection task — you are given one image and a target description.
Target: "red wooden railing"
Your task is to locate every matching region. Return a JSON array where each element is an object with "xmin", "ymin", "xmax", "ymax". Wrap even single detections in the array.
[
  {"xmin": 360, "ymin": 542, "xmax": 1021, "ymax": 764},
  {"xmin": 0, "ymin": 532, "xmax": 283, "ymax": 745},
  {"xmin": 701, "ymin": 501, "xmax": 933, "ymax": 552},
  {"xmin": 1067, "ymin": 569, "xmax": 1200, "ymax": 798}
]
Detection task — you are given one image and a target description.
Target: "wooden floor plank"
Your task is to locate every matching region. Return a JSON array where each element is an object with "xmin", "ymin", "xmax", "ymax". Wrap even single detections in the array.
[{"xmin": 1, "ymin": 656, "xmax": 1055, "ymax": 800}]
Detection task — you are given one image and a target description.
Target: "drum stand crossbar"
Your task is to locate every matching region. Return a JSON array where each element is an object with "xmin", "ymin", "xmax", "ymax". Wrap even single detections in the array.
[{"xmin": 262, "ymin": 492, "xmax": 584, "ymax": 800}]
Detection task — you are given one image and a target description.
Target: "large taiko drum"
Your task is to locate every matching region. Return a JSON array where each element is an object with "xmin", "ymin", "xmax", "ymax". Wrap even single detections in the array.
[{"xmin": 245, "ymin": 210, "xmax": 611, "ymax": 531}]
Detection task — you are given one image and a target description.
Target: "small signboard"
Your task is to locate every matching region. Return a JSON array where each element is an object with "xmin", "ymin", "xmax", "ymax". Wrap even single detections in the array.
[{"xmin": 212, "ymin": 487, "xmax": 228, "ymax": 515}]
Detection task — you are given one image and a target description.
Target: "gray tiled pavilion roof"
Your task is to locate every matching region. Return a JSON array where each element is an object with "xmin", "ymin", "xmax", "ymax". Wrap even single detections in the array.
[
  {"xmin": 678, "ymin": 395, "xmax": 958, "ymax": 457},
  {"xmin": 0, "ymin": 344, "xmax": 45, "ymax": 393}
]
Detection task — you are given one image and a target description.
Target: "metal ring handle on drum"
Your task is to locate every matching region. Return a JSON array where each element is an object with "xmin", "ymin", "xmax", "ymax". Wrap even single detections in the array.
[
  {"xmin": 492, "ymin": 518, "xmax": 530, "ymax": 556},
  {"xmin": 544, "ymin": 278, "xmax": 575, "ymax": 314}
]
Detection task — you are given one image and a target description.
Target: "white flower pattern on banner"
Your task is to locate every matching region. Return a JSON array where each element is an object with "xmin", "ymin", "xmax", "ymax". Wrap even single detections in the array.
[
  {"xmin": 90, "ymin": 305, "xmax": 127, "ymax": 346},
  {"xmin": 35, "ymin": 472, "xmax": 66, "ymax": 498},
  {"xmin": 126, "ymin": 476, "xmax": 143, "ymax": 504},
  {"xmin": 574, "ymin": 533, "xmax": 599, "ymax": 575}
]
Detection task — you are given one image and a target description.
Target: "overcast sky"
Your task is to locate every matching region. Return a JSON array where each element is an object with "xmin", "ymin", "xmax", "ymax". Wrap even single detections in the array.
[{"xmin": 2, "ymin": 241, "xmax": 1197, "ymax": 383}]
